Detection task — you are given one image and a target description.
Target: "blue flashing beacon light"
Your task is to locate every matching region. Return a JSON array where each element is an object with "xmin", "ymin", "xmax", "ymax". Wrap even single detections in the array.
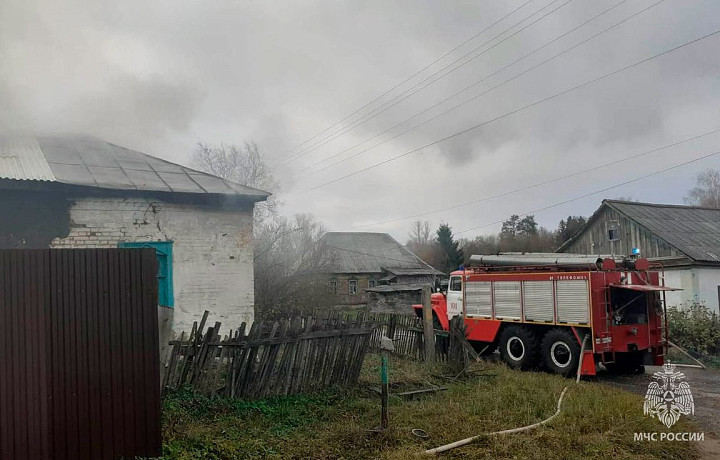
[{"xmin": 631, "ymin": 247, "xmax": 641, "ymax": 256}]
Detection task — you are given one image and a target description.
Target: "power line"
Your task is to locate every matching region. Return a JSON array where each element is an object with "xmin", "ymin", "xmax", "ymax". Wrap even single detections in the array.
[
  {"xmin": 350, "ymin": 125, "xmax": 720, "ymax": 229},
  {"xmin": 456, "ymin": 149, "xmax": 720, "ymax": 235},
  {"xmin": 302, "ymin": 0, "xmax": 657, "ymax": 176},
  {"xmin": 284, "ymin": 0, "xmax": 573, "ymax": 163},
  {"xmin": 295, "ymin": 28, "xmax": 720, "ymax": 195},
  {"xmin": 287, "ymin": 0, "xmax": 573, "ymax": 162},
  {"xmin": 282, "ymin": 0, "xmax": 537, "ymax": 159}
]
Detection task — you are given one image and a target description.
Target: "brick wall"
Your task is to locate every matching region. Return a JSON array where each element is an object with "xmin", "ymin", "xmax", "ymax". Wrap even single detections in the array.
[{"xmin": 51, "ymin": 195, "xmax": 255, "ymax": 335}]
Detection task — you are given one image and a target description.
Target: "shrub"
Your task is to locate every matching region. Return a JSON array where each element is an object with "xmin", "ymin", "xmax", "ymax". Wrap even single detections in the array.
[{"xmin": 667, "ymin": 301, "xmax": 720, "ymax": 356}]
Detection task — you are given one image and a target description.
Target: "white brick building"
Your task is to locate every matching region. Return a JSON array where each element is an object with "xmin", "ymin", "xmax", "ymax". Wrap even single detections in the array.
[{"xmin": 0, "ymin": 135, "xmax": 269, "ymax": 338}]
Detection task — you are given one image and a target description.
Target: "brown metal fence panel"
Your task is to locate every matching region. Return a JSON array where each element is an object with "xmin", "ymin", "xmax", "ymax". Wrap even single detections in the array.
[{"xmin": 0, "ymin": 249, "xmax": 161, "ymax": 460}]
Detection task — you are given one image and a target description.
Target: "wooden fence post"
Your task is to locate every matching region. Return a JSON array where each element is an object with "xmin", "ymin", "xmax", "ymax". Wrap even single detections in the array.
[
  {"xmin": 421, "ymin": 285, "xmax": 435, "ymax": 363},
  {"xmin": 447, "ymin": 316, "xmax": 468, "ymax": 376}
]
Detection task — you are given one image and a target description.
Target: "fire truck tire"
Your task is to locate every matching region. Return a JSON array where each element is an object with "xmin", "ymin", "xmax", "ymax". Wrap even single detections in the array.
[
  {"xmin": 541, "ymin": 329, "xmax": 581, "ymax": 376},
  {"xmin": 499, "ymin": 326, "xmax": 539, "ymax": 370}
]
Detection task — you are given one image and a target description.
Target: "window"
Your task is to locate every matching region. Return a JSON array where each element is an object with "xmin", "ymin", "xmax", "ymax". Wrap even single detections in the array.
[
  {"xmin": 449, "ymin": 276, "xmax": 462, "ymax": 292},
  {"xmin": 118, "ymin": 241, "xmax": 173, "ymax": 307},
  {"xmin": 329, "ymin": 280, "xmax": 337, "ymax": 294},
  {"xmin": 608, "ymin": 221, "xmax": 620, "ymax": 241},
  {"xmin": 349, "ymin": 279, "xmax": 357, "ymax": 295},
  {"xmin": 368, "ymin": 278, "xmax": 376, "ymax": 288}
]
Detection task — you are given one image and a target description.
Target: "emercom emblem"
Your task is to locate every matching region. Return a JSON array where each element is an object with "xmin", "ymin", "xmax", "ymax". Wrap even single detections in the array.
[{"xmin": 643, "ymin": 363, "xmax": 694, "ymax": 428}]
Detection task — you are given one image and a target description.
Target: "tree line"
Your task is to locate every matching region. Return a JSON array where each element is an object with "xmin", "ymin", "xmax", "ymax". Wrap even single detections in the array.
[{"xmin": 405, "ymin": 214, "xmax": 588, "ymax": 274}]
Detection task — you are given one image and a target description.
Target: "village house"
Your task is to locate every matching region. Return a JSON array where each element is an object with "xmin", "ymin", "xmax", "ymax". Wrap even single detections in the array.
[
  {"xmin": 558, "ymin": 199, "xmax": 720, "ymax": 312},
  {"xmin": 319, "ymin": 232, "xmax": 442, "ymax": 311},
  {"xmin": 0, "ymin": 135, "xmax": 269, "ymax": 338}
]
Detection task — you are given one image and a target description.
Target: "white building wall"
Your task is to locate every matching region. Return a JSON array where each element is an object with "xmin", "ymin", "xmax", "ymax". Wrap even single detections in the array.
[
  {"xmin": 50, "ymin": 196, "xmax": 255, "ymax": 334},
  {"xmin": 696, "ymin": 268, "xmax": 720, "ymax": 313},
  {"xmin": 663, "ymin": 267, "xmax": 720, "ymax": 313}
]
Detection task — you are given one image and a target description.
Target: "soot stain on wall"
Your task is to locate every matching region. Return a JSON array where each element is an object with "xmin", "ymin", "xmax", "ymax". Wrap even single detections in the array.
[{"xmin": 0, "ymin": 191, "xmax": 71, "ymax": 248}]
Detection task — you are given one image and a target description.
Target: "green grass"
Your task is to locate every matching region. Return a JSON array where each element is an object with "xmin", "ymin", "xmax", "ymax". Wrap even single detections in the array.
[{"xmin": 161, "ymin": 354, "xmax": 700, "ymax": 460}]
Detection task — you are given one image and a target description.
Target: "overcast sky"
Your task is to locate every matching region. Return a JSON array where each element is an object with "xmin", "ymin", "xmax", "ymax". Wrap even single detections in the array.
[{"xmin": 2, "ymin": 0, "xmax": 720, "ymax": 242}]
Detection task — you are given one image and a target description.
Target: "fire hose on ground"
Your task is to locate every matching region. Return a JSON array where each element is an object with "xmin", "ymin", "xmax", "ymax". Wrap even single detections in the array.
[{"xmin": 424, "ymin": 335, "xmax": 589, "ymax": 455}]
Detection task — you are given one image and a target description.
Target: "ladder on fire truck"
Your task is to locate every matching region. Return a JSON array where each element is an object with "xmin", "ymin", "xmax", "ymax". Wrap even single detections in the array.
[
  {"xmin": 659, "ymin": 267, "xmax": 670, "ymax": 361},
  {"xmin": 598, "ymin": 281, "xmax": 615, "ymax": 365}
]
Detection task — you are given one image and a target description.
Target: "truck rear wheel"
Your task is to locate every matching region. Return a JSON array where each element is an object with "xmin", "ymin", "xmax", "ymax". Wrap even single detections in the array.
[
  {"xmin": 499, "ymin": 326, "xmax": 538, "ymax": 370},
  {"xmin": 541, "ymin": 328, "xmax": 580, "ymax": 377}
]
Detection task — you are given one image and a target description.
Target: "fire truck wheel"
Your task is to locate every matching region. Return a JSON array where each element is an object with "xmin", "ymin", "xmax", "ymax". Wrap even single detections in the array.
[
  {"xmin": 499, "ymin": 326, "xmax": 538, "ymax": 370},
  {"xmin": 541, "ymin": 329, "xmax": 580, "ymax": 376}
]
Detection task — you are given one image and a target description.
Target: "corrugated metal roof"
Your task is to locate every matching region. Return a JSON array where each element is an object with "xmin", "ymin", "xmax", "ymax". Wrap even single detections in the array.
[
  {"xmin": 606, "ymin": 200, "xmax": 720, "ymax": 263},
  {"xmin": 0, "ymin": 135, "xmax": 270, "ymax": 199},
  {"xmin": 366, "ymin": 283, "xmax": 426, "ymax": 293},
  {"xmin": 382, "ymin": 267, "xmax": 442, "ymax": 276},
  {"xmin": 0, "ymin": 138, "xmax": 56, "ymax": 181},
  {"xmin": 320, "ymin": 232, "xmax": 440, "ymax": 274}
]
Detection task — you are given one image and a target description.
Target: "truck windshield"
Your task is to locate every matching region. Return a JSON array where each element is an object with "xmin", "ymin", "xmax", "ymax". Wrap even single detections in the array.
[{"xmin": 610, "ymin": 288, "xmax": 649, "ymax": 325}]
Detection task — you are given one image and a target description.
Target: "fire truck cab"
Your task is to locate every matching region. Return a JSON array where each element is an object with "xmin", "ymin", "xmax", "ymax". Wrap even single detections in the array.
[{"xmin": 413, "ymin": 253, "xmax": 679, "ymax": 376}]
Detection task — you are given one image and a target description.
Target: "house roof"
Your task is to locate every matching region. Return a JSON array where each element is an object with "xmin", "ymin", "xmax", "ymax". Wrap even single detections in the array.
[
  {"xmin": 0, "ymin": 136, "xmax": 270, "ymax": 199},
  {"xmin": 382, "ymin": 267, "xmax": 441, "ymax": 276},
  {"xmin": 379, "ymin": 267, "xmax": 441, "ymax": 283},
  {"xmin": 320, "ymin": 232, "xmax": 441, "ymax": 274},
  {"xmin": 366, "ymin": 283, "xmax": 427, "ymax": 293},
  {"xmin": 560, "ymin": 200, "xmax": 720, "ymax": 263}
]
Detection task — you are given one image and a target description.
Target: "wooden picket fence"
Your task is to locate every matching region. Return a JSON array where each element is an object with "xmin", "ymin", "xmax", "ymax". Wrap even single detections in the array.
[
  {"xmin": 162, "ymin": 311, "xmax": 374, "ymax": 398},
  {"xmin": 366, "ymin": 312, "xmax": 449, "ymax": 361}
]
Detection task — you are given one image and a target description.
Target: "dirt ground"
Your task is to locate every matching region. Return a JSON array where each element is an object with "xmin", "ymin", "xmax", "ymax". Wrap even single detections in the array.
[{"xmin": 599, "ymin": 365, "xmax": 720, "ymax": 459}]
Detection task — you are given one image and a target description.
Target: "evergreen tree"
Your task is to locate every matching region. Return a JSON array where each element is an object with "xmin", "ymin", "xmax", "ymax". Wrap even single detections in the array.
[
  {"xmin": 436, "ymin": 223, "xmax": 464, "ymax": 273},
  {"xmin": 498, "ymin": 215, "xmax": 552, "ymax": 252},
  {"xmin": 517, "ymin": 215, "xmax": 538, "ymax": 237},
  {"xmin": 500, "ymin": 215, "xmax": 520, "ymax": 241},
  {"xmin": 555, "ymin": 215, "xmax": 587, "ymax": 246}
]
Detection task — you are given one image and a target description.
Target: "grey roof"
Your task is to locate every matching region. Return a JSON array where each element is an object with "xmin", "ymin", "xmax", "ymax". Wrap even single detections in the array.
[
  {"xmin": 0, "ymin": 136, "xmax": 270, "ymax": 199},
  {"xmin": 366, "ymin": 283, "xmax": 426, "ymax": 293},
  {"xmin": 601, "ymin": 200, "xmax": 720, "ymax": 263},
  {"xmin": 320, "ymin": 232, "xmax": 441, "ymax": 274},
  {"xmin": 382, "ymin": 267, "xmax": 441, "ymax": 276}
]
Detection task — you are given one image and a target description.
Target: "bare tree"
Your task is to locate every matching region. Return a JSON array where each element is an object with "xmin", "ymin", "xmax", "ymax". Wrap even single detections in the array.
[
  {"xmin": 407, "ymin": 220, "xmax": 431, "ymax": 245},
  {"xmin": 192, "ymin": 142, "xmax": 279, "ymax": 224},
  {"xmin": 254, "ymin": 213, "xmax": 335, "ymax": 318},
  {"xmin": 461, "ymin": 234, "xmax": 500, "ymax": 260},
  {"xmin": 685, "ymin": 169, "xmax": 720, "ymax": 208},
  {"xmin": 405, "ymin": 220, "xmax": 444, "ymax": 269}
]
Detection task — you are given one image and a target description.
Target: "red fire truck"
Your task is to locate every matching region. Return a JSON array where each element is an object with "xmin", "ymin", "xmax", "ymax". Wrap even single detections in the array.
[{"xmin": 413, "ymin": 254, "xmax": 678, "ymax": 376}]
